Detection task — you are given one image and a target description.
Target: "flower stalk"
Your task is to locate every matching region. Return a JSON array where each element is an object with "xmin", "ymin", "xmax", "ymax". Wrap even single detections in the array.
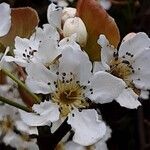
[
  {"xmin": 0, "ymin": 95, "xmax": 32, "ymax": 112},
  {"xmin": 2, "ymin": 68, "xmax": 40, "ymax": 103}
]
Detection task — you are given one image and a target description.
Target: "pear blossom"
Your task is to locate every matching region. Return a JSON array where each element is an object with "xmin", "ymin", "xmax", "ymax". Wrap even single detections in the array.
[
  {"xmin": 0, "ymin": 104, "xmax": 38, "ymax": 149},
  {"xmin": 4, "ymin": 24, "xmax": 61, "ymax": 67},
  {"xmin": 0, "ymin": 2, "xmax": 11, "ymax": 37},
  {"xmin": 97, "ymin": 32, "xmax": 150, "ymax": 108},
  {"xmin": 20, "ymin": 41, "xmax": 133, "ymax": 146}
]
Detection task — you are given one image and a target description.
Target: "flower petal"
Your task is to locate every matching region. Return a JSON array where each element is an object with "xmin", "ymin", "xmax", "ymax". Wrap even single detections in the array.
[
  {"xmin": 119, "ymin": 32, "xmax": 150, "ymax": 60},
  {"xmin": 88, "ymin": 71, "xmax": 126, "ymax": 103},
  {"xmin": 34, "ymin": 38, "xmax": 61, "ymax": 66},
  {"xmin": 15, "ymin": 120, "xmax": 38, "ymax": 135},
  {"xmin": 116, "ymin": 88, "xmax": 141, "ymax": 109},
  {"xmin": 131, "ymin": 48, "xmax": 150, "ymax": 90},
  {"xmin": 59, "ymin": 45, "xmax": 92, "ymax": 85},
  {"xmin": 20, "ymin": 101, "xmax": 59, "ymax": 126},
  {"xmin": 47, "ymin": 3, "xmax": 62, "ymax": 30},
  {"xmin": 25, "ymin": 63, "xmax": 57, "ymax": 94},
  {"xmin": 65, "ymin": 141, "xmax": 85, "ymax": 150},
  {"xmin": 140, "ymin": 90, "xmax": 149, "ymax": 100},
  {"xmin": 67, "ymin": 109, "xmax": 106, "ymax": 146},
  {"xmin": 97, "ymin": 34, "xmax": 115, "ymax": 70},
  {"xmin": 0, "ymin": 3, "xmax": 11, "ymax": 37},
  {"xmin": 30, "ymin": 23, "xmax": 60, "ymax": 42}
]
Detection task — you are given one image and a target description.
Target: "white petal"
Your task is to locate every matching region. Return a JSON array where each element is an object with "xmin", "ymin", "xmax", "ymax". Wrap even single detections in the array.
[
  {"xmin": 30, "ymin": 23, "xmax": 60, "ymax": 42},
  {"xmin": 88, "ymin": 71, "xmax": 126, "ymax": 103},
  {"xmin": 25, "ymin": 63, "xmax": 57, "ymax": 94},
  {"xmin": 116, "ymin": 88, "xmax": 141, "ymax": 109},
  {"xmin": 3, "ymin": 131, "xmax": 20, "ymax": 148},
  {"xmin": 33, "ymin": 101, "xmax": 60, "ymax": 121},
  {"xmin": 93, "ymin": 61, "xmax": 105, "ymax": 73},
  {"xmin": 0, "ymin": 3, "xmax": 11, "ymax": 37},
  {"xmin": 130, "ymin": 48, "xmax": 150, "ymax": 90},
  {"xmin": 59, "ymin": 34, "xmax": 81, "ymax": 50},
  {"xmin": 14, "ymin": 36, "xmax": 38, "ymax": 57},
  {"xmin": 22, "ymin": 141, "xmax": 39, "ymax": 150},
  {"xmin": 99, "ymin": 0, "xmax": 112, "ymax": 10},
  {"xmin": 59, "ymin": 46, "xmax": 92, "ymax": 85},
  {"xmin": 4, "ymin": 56, "xmax": 28, "ymax": 67},
  {"xmin": 65, "ymin": 141, "xmax": 86, "ymax": 150},
  {"xmin": 97, "ymin": 34, "xmax": 115, "ymax": 71},
  {"xmin": 19, "ymin": 101, "xmax": 59, "ymax": 126},
  {"xmin": 58, "ymin": 0, "xmax": 68, "ymax": 7},
  {"xmin": 95, "ymin": 141, "xmax": 108, "ymax": 150},
  {"xmin": 15, "ymin": 121, "xmax": 38, "ymax": 135},
  {"xmin": 102, "ymin": 126, "xmax": 112, "ymax": 142},
  {"xmin": 140, "ymin": 90, "xmax": 149, "ymax": 100},
  {"xmin": 119, "ymin": 32, "xmax": 150, "ymax": 60},
  {"xmin": 122, "ymin": 32, "xmax": 136, "ymax": 43},
  {"xmin": 47, "ymin": 3, "xmax": 62, "ymax": 30},
  {"xmin": 34, "ymin": 38, "xmax": 61, "ymax": 66},
  {"xmin": 67, "ymin": 109, "xmax": 106, "ymax": 146},
  {"xmin": 7, "ymin": 36, "xmax": 39, "ymax": 67}
]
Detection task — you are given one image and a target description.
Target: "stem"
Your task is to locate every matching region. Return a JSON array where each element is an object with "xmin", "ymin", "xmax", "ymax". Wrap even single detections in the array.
[
  {"xmin": 2, "ymin": 68, "xmax": 40, "ymax": 103},
  {"xmin": 0, "ymin": 95, "xmax": 32, "ymax": 112}
]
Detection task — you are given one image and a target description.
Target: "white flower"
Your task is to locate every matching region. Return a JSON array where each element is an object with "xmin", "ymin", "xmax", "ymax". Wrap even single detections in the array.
[
  {"xmin": 4, "ymin": 131, "xmax": 39, "ymax": 150},
  {"xmin": 0, "ymin": 2, "xmax": 11, "ymax": 37},
  {"xmin": 97, "ymin": 32, "xmax": 150, "ymax": 108},
  {"xmin": 20, "ymin": 42, "xmax": 130, "ymax": 145},
  {"xmin": 4, "ymin": 25, "xmax": 61, "ymax": 67},
  {"xmin": 0, "ymin": 104, "xmax": 38, "ymax": 149}
]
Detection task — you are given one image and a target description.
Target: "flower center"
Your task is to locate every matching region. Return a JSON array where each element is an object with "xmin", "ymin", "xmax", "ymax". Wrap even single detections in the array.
[
  {"xmin": 110, "ymin": 59, "xmax": 133, "ymax": 80},
  {"xmin": 1, "ymin": 116, "xmax": 14, "ymax": 132},
  {"xmin": 22, "ymin": 46, "xmax": 38, "ymax": 63},
  {"xmin": 51, "ymin": 79, "xmax": 89, "ymax": 117},
  {"xmin": 109, "ymin": 58, "xmax": 140, "ymax": 95}
]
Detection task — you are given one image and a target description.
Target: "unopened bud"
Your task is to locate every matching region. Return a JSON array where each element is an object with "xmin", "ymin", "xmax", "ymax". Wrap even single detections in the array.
[
  {"xmin": 62, "ymin": 7, "xmax": 76, "ymax": 24},
  {"xmin": 63, "ymin": 17, "xmax": 87, "ymax": 47}
]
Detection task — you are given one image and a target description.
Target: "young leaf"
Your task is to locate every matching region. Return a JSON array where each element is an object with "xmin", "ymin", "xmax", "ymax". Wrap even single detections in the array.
[
  {"xmin": 0, "ymin": 7, "xmax": 39, "ymax": 48},
  {"xmin": 77, "ymin": 0, "xmax": 120, "ymax": 61}
]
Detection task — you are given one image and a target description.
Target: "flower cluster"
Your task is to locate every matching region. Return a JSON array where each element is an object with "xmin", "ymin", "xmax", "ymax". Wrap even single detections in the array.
[{"xmin": 0, "ymin": 1, "xmax": 150, "ymax": 150}]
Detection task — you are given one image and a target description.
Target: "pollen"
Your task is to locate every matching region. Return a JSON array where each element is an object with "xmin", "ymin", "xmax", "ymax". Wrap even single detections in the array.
[
  {"xmin": 51, "ymin": 79, "xmax": 89, "ymax": 117},
  {"xmin": 1, "ymin": 116, "xmax": 14, "ymax": 133},
  {"xmin": 110, "ymin": 59, "xmax": 133, "ymax": 81},
  {"xmin": 109, "ymin": 58, "xmax": 140, "ymax": 95}
]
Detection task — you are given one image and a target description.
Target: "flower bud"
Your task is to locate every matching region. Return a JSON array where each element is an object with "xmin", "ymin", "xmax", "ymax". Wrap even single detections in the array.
[
  {"xmin": 62, "ymin": 7, "xmax": 76, "ymax": 24},
  {"xmin": 63, "ymin": 17, "xmax": 87, "ymax": 47}
]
